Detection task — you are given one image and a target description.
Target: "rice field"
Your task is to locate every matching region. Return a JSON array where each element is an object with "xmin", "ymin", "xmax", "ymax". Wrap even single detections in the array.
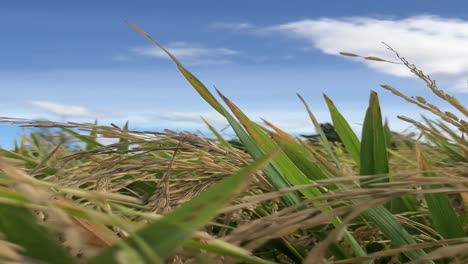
[{"xmin": 0, "ymin": 23, "xmax": 466, "ymax": 263}]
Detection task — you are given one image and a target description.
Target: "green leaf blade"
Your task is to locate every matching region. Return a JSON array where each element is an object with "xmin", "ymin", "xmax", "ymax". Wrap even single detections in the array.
[
  {"xmin": 323, "ymin": 94, "xmax": 361, "ymax": 166},
  {"xmin": 88, "ymin": 150, "xmax": 277, "ymax": 263}
]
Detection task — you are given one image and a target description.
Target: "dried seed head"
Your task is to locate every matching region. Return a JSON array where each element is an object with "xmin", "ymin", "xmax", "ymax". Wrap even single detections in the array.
[
  {"xmin": 380, "ymin": 84, "xmax": 394, "ymax": 91},
  {"xmin": 364, "ymin": 56, "xmax": 387, "ymax": 62},
  {"xmin": 461, "ymin": 120, "xmax": 468, "ymax": 129},
  {"xmin": 398, "ymin": 115, "xmax": 417, "ymax": 124},
  {"xmin": 427, "ymin": 103, "xmax": 441, "ymax": 112},
  {"xmin": 380, "ymin": 85, "xmax": 404, "ymax": 97},
  {"xmin": 441, "ymin": 116, "xmax": 452, "ymax": 123},
  {"xmin": 444, "ymin": 111, "xmax": 459, "ymax": 121},
  {"xmin": 434, "ymin": 90, "xmax": 447, "ymax": 99},
  {"xmin": 414, "ymin": 96, "xmax": 427, "ymax": 104},
  {"xmin": 339, "ymin": 52, "xmax": 359, "ymax": 57}
]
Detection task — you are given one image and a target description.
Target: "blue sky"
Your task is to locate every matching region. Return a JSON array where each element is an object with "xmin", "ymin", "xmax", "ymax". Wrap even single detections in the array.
[{"xmin": 2, "ymin": 0, "xmax": 468, "ymax": 147}]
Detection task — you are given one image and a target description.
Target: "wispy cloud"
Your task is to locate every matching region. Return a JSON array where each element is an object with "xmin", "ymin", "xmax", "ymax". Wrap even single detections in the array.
[
  {"xmin": 113, "ymin": 55, "xmax": 132, "ymax": 62},
  {"xmin": 28, "ymin": 101, "xmax": 99, "ymax": 118},
  {"xmin": 210, "ymin": 22, "xmax": 254, "ymax": 31},
  {"xmin": 155, "ymin": 111, "xmax": 227, "ymax": 126},
  {"xmin": 131, "ymin": 42, "xmax": 239, "ymax": 65},
  {"xmin": 269, "ymin": 15, "xmax": 468, "ymax": 92},
  {"xmin": 154, "ymin": 111, "xmax": 326, "ymax": 134},
  {"xmin": 210, "ymin": 22, "xmax": 271, "ymax": 37}
]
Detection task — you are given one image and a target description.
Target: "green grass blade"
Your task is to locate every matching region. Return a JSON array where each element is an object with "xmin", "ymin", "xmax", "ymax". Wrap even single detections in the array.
[
  {"xmin": 128, "ymin": 22, "xmax": 299, "ymax": 207},
  {"xmin": 425, "ymin": 133, "xmax": 466, "ymax": 162},
  {"xmin": 202, "ymin": 118, "xmax": 234, "ymax": 150},
  {"xmin": 184, "ymin": 240, "xmax": 275, "ymax": 264},
  {"xmin": 87, "ymin": 120, "xmax": 99, "ymax": 151},
  {"xmin": 433, "ymin": 120, "xmax": 464, "ymax": 144},
  {"xmin": 29, "ymin": 133, "xmax": 49, "ymax": 158},
  {"xmin": 87, "ymin": 149, "xmax": 278, "ymax": 263},
  {"xmin": 359, "ymin": 91, "xmax": 389, "ymax": 178},
  {"xmin": 383, "ymin": 119, "xmax": 410, "ymax": 212},
  {"xmin": 118, "ymin": 121, "xmax": 130, "ymax": 152},
  {"xmin": 61, "ymin": 127, "xmax": 103, "ymax": 150},
  {"xmin": 13, "ymin": 140, "xmax": 19, "ymax": 152},
  {"xmin": 415, "ymin": 144, "xmax": 465, "ymax": 239},
  {"xmin": 0, "ymin": 204, "xmax": 77, "ymax": 264},
  {"xmin": 383, "ymin": 119, "xmax": 393, "ymax": 151},
  {"xmin": 265, "ymin": 121, "xmax": 331, "ymax": 182},
  {"xmin": 218, "ymin": 91, "xmax": 320, "ymax": 193},
  {"xmin": 109, "ymin": 204, "xmax": 274, "ymax": 264},
  {"xmin": 355, "ymin": 92, "xmax": 430, "ymax": 261},
  {"xmin": 323, "ymin": 94, "xmax": 361, "ymax": 166},
  {"xmin": 216, "ymin": 97, "xmax": 367, "ymax": 259},
  {"xmin": 211, "ymin": 99, "xmax": 300, "ymax": 206},
  {"xmin": 220, "ymin": 107, "xmax": 300, "ymax": 206},
  {"xmin": 127, "ymin": 22, "xmax": 224, "ymax": 114},
  {"xmin": 0, "ymin": 148, "xmax": 58, "ymax": 177},
  {"xmin": 297, "ymin": 94, "xmax": 340, "ymax": 167},
  {"xmin": 207, "ymin": 93, "xmax": 300, "ymax": 206},
  {"xmin": 267, "ymin": 121, "xmax": 430, "ymax": 261},
  {"xmin": 0, "ymin": 160, "xmax": 76, "ymax": 264},
  {"xmin": 423, "ymin": 117, "xmax": 468, "ymax": 162},
  {"xmin": 360, "ymin": 205, "xmax": 431, "ymax": 262},
  {"xmin": 0, "ymin": 149, "xmax": 39, "ymax": 169},
  {"xmin": 19, "ymin": 134, "xmax": 34, "ymax": 158}
]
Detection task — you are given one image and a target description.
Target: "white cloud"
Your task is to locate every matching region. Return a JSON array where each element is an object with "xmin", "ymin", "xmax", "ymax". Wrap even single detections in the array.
[
  {"xmin": 28, "ymin": 101, "xmax": 99, "ymax": 118},
  {"xmin": 132, "ymin": 42, "xmax": 239, "ymax": 65},
  {"xmin": 270, "ymin": 15, "xmax": 468, "ymax": 92},
  {"xmin": 211, "ymin": 22, "xmax": 254, "ymax": 31}
]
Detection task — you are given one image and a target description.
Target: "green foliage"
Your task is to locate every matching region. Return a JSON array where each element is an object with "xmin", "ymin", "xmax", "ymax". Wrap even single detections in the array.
[
  {"xmin": 324, "ymin": 94, "xmax": 361, "ymax": 166},
  {"xmin": 0, "ymin": 204, "xmax": 77, "ymax": 263}
]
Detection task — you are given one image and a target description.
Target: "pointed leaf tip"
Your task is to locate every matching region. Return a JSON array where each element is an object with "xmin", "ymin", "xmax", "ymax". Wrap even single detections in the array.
[{"xmin": 369, "ymin": 90, "xmax": 379, "ymax": 103}]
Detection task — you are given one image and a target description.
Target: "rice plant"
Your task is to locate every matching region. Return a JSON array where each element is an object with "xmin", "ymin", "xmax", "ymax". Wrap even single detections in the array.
[{"xmin": 0, "ymin": 24, "xmax": 466, "ymax": 263}]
